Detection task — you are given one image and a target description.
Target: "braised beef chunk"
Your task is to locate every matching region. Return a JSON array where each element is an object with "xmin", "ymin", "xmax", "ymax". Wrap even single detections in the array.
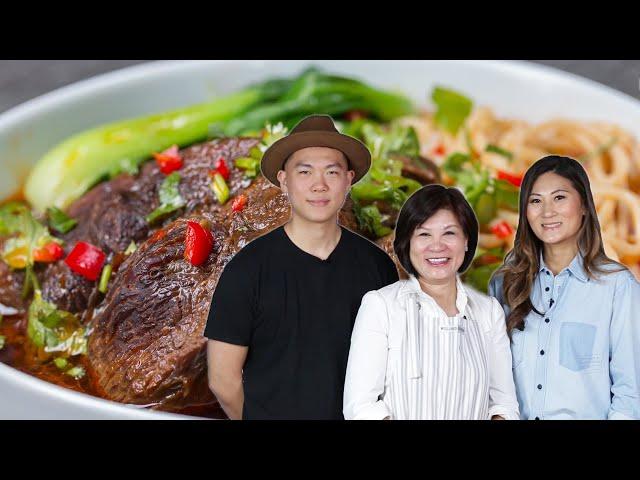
[
  {"xmin": 87, "ymin": 215, "xmax": 228, "ymax": 409},
  {"xmin": 40, "ymin": 138, "xmax": 260, "ymax": 314}
]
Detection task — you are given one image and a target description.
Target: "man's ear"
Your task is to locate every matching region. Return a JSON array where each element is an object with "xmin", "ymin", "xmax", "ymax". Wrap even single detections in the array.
[
  {"xmin": 347, "ymin": 169, "xmax": 355, "ymax": 184},
  {"xmin": 276, "ymin": 169, "xmax": 287, "ymax": 192}
]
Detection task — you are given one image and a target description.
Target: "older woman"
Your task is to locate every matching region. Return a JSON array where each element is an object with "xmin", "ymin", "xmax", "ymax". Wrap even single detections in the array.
[{"xmin": 343, "ymin": 184, "xmax": 519, "ymax": 420}]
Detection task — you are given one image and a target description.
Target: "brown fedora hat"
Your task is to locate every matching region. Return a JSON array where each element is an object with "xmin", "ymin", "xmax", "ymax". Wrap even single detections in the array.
[{"xmin": 260, "ymin": 114, "xmax": 371, "ymax": 187}]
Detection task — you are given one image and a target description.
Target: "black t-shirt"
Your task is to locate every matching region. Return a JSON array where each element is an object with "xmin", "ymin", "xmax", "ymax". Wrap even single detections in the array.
[{"xmin": 204, "ymin": 225, "xmax": 399, "ymax": 420}]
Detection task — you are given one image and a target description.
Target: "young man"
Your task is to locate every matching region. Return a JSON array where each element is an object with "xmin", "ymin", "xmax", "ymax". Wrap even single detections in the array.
[{"xmin": 204, "ymin": 115, "xmax": 399, "ymax": 419}]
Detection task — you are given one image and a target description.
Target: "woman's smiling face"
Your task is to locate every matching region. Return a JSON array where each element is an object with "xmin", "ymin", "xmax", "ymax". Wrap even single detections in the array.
[
  {"xmin": 409, "ymin": 208, "xmax": 468, "ymax": 284},
  {"xmin": 526, "ymin": 171, "xmax": 585, "ymax": 248}
]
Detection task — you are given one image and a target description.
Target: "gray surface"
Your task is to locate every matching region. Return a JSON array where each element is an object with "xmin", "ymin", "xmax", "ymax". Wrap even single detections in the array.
[{"xmin": 0, "ymin": 60, "xmax": 639, "ymax": 114}]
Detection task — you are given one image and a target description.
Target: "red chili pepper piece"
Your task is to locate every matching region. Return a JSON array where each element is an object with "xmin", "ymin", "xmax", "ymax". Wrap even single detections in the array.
[
  {"xmin": 214, "ymin": 157, "xmax": 230, "ymax": 180},
  {"xmin": 184, "ymin": 221, "xmax": 214, "ymax": 266},
  {"xmin": 64, "ymin": 241, "xmax": 106, "ymax": 281},
  {"xmin": 231, "ymin": 194, "xmax": 247, "ymax": 213},
  {"xmin": 497, "ymin": 170, "xmax": 523, "ymax": 188},
  {"xmin": 433, "ymin": 143, "xmax": 446, "ymax": 156},
  {"xmin": 490, "ymin": 221, "xmax": 514, "ymax": 239},
  {"xmin": 153, "ymin": 145, "xmax": 183, "ymax": 175},
  {"xmin": 33, "ymin": 242, "xmax": 64, "ymax": 263}
]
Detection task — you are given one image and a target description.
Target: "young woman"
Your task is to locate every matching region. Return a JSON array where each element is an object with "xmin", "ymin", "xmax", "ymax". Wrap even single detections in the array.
[
  {"xmin": 489, "ymin": 155, "xmax": 640, "ymax": 420},
  {"xmin": 343, "ymin": 184, "xmax": 519, "ymax": 420}
]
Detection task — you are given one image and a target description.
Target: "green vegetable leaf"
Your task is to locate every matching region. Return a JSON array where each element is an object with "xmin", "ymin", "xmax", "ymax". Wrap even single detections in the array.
[
  {"xmin": 260, "ymin": 122, "xmax": 288, "ymax": 150},
  {"xmin": 223, "ymin": 68, "xmax": 415, "ymax": 136},
  {"xmin": 107, "ymin": 157, "xmax": 140, "ymax": 178},
  {"xmin": 47, "ymin": 206, "xmax": 78, "ymax": 234},
  {"xmin": 361, "ymin": 122, "xmax": 420, "ymax": 165},
  {"xmin": 0, "ymin": 335, "xmax": 5, "ymax": 350},
  {"xmin": 463, "ymin": 262, "xmax": 503, "ymax": 294},
  {"xmin": 234, "ymin": 157, "xmax": 260, "ymax": 179},
  {"xmin": 54, "ymin": 357, "xmax": 68, "ymax": 369},
  {"xmin": 442, "ymin": 152, "xmax": 471, "ymax": 179},
  {"xmin": 486, "ymin": 144, "xmax": 514, "ymax": 162},
  {"xmin": 145, "ymin": 172, "xmax": 186, "ymax": 225},
  {"xmin": 353, "ymin": 201, "xmax": 392, "ymax": 238},
  {"xmin": 442, "ymin": 151, "xmax": 508, "ymax": 219},
  {"xmin": 0, "ymin": 201, "xmax": 30, "ymax": 236},
  {"xmin": 211, "ymin": 172, "xmax": 230, "ymax": 205},
  {"xmin": 65, "ymin": 366, "xmax": 86, "ymax": 379},
  {"xmin": 494, "ymin": 179, "xmax": 520, "ymax": 211},
  {"xmin": 432, "ymin": 86, "xmax": 473, "ymax": 135},
  {"xmin": 474, "ymin": 192, "xmax": 497, "ymax": 226},
  {"xmin": 1, "ymin": 204, "xmax": 62, "ymax": 273},
  {"xmin": 27, "ymin": 290, "xmax": 87, "ymax": 357},
  {"xmin": 124, "ymin": 240, "xmax": 137, "ymax": 255},
  {"xmin": 349, "ymin": 122, "xmax": 423, "ymax": 223},
  {"xmin": 98, "ymin": 263, "xmax": 112, "ymax": 294}
]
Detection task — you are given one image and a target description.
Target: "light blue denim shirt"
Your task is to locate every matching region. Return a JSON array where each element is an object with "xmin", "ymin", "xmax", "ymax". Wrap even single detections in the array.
[{"xmin": 489, "ymin": 253, "xmax": 640, "ymax": 420}]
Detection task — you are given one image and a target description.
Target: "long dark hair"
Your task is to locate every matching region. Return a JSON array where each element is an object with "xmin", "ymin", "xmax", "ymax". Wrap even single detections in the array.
[{"xmin": 492, "ymin": 155, "xmax": 625, "ymax": 334}]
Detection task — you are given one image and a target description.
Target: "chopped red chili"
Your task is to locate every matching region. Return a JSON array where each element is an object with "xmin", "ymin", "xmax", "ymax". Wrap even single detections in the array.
[
  {"xmin": 33, "ymin": 242, "xmax": 64, "ymax": 263},
  {"xmin": 433, "ymin": 143, "xmax": 446, "ymax": 156},
  {"xmin": 184, "ymin": 221, "xmax": 214, "ymax": 266},
  {"xmin": 490, "ymin": 221, "xmax": 514, "ymax": 239},
  {"xmin": 213, "ymin": 157, "xmax": 230, "ymax": 180},
  {"xmin": 153, "ymin": 145, "xmax": 183, "ymax": 175},
  {"xmin": 64, "ymin": 241, "xmax": 106, "ymax": 281},
  {"xmin": 231, "ymin": 194, "xmax": 247, "ymax": 213},
  {"xmin": 497, "ymin": 170, "xmax": 523, "ymax": 188}
]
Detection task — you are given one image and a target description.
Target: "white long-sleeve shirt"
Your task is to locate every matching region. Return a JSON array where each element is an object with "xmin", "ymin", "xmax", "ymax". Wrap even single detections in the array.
[{"xmin": 343, "ymin": 275, "xmax": 520, "ymax": 420}]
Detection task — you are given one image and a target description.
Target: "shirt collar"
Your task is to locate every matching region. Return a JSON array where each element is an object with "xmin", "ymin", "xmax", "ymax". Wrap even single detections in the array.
[
  {"xmin": 398, "ymin": 274, "xmax": 469, "ymax": 315},
  {"xmin": 538, "ymin": 251, "xmax": 589, "ymax": 283}
]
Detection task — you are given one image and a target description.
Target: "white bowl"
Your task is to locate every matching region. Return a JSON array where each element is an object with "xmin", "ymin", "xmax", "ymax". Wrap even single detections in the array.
[{"xmin": 2, "ymin": 60, "xmax": 639, "ymax": 419}]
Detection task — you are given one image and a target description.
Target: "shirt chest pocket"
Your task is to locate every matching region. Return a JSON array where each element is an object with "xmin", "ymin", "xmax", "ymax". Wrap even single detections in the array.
[{"xmin": 559, "ymin": 322, "xmax": 600, "ymax": 372}]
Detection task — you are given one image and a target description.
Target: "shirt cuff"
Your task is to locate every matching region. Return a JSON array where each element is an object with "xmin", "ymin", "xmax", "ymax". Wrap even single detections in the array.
[
  {"xmin": 608, "ymin": 409, "xmax": 637, "ymax": 420},
  {"xmin": 349, "ymin": 401, "xmax": 392, "ymax": 420},
  {"xmin": 488, "ymin": 406, "xmax": 520, "ymax": 420}
]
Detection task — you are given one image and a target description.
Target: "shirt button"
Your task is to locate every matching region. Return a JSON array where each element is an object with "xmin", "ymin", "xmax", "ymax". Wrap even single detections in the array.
[
  {"xmin": 545, "ymin": 318, "xmax": 550, "ymax": 323},
  {"xmin": 540, "ymin": 350, "xmax": 545, "ymax": 355},
  {"xmin": 545, "ymin": 287, "xmax": 550, "ymax": 291},
  {"xmin": 535, "ymin": 416, "xmax": 540, "ymax": 420},
  {"xmin": 546, "ymin": 271, "xmax": 550, "ymax": 275},
  {"xmin": 537, "ymin": 384, "xmax": 542, "ymax": 390}
]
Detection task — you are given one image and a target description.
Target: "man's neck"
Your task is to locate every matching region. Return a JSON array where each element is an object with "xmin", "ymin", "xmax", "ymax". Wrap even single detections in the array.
[
  {"xmin": 284, "ymin": 215, "xmax": 342, "ymax": 260},
  {"xmin": 543, "ymin": 241, "xmax": 579, "ymax": 276}
]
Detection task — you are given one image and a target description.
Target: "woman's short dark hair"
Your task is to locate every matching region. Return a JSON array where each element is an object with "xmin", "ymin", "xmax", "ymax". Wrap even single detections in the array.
[{"xmin": 393, "ymin": 184, "xmax": 478, "ymax": 277}]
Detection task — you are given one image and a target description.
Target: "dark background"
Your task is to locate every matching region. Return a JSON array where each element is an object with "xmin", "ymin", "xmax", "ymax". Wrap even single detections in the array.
[{"xmin": 0, "ymin": 60, "xmax": 639, "ymax": 115}]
